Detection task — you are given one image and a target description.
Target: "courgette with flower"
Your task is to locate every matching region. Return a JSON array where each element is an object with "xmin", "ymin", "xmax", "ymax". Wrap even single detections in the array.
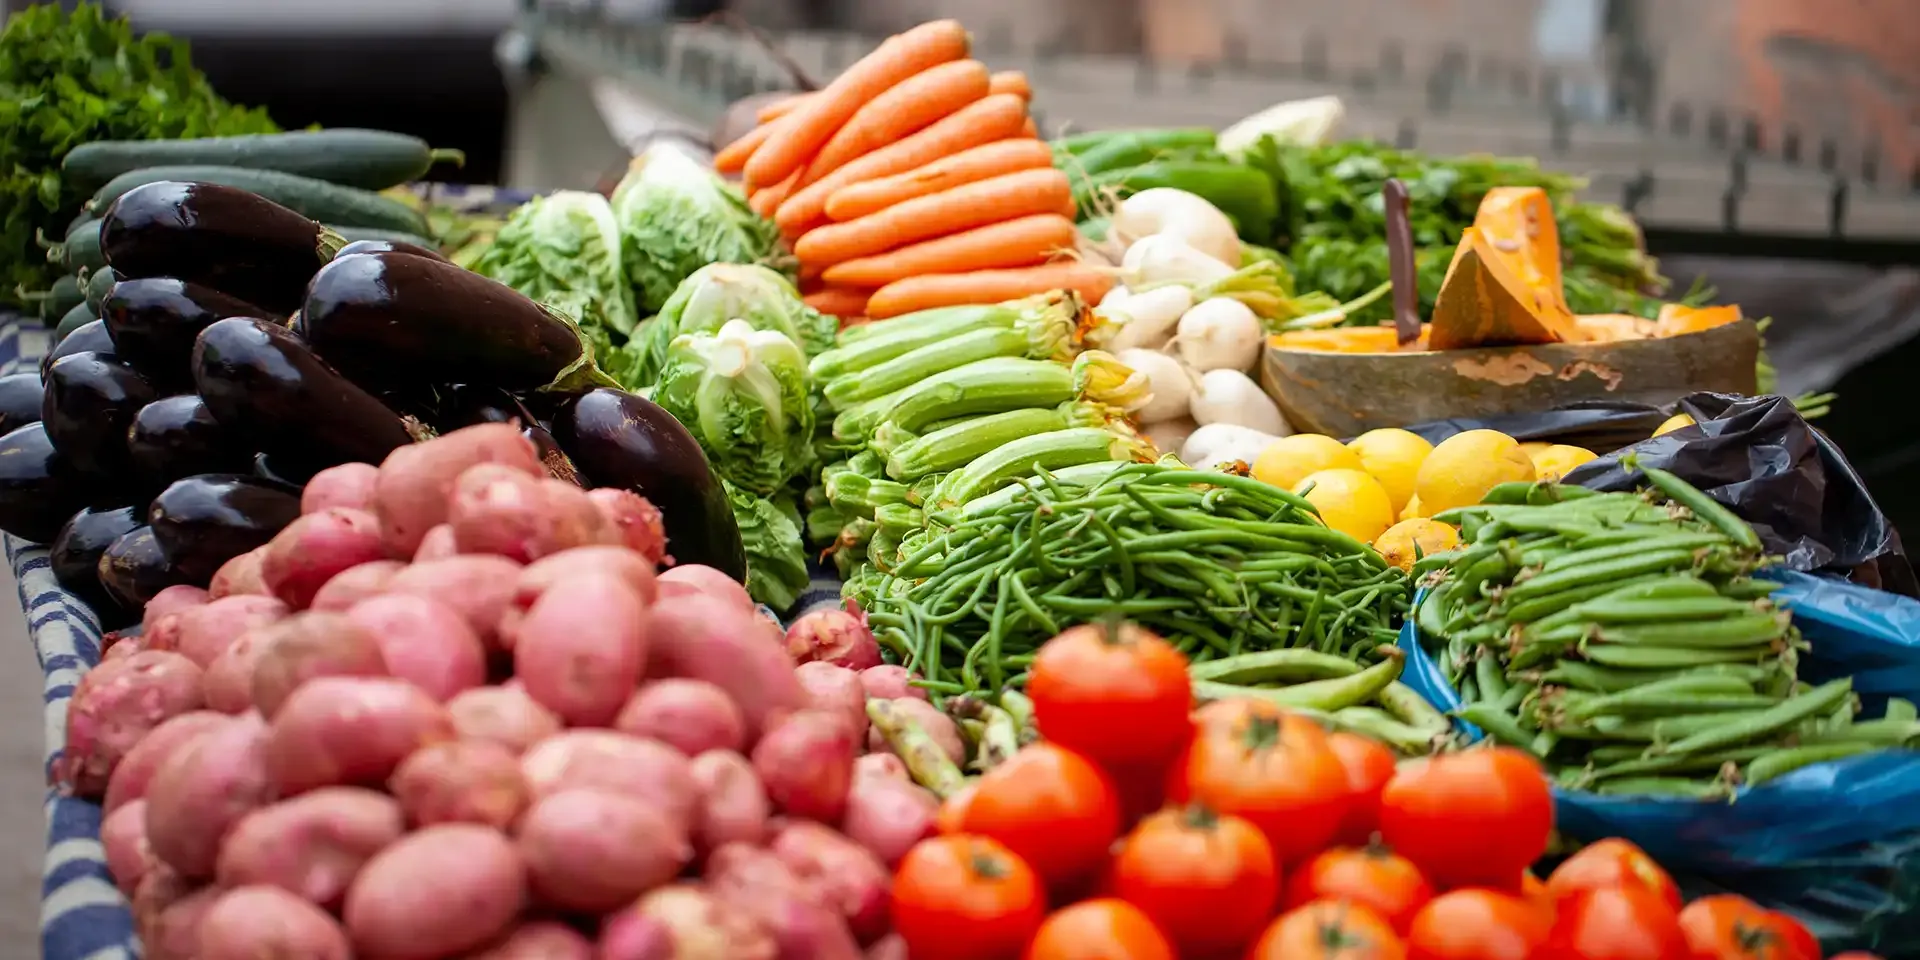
[
  {"xmin": 808, "ymin": 291, "xmax": 1084, "ymax": 382},
  {"xmin": 832, "ymin": 352, "xmax": 1151, "ymax": 443}
]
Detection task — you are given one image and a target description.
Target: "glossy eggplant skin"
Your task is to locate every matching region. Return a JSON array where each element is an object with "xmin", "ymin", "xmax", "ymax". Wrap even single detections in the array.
[
  {"xmin": 43, "ymin": 352, "xmax": 158, "ymax": 481},
  {"xmin": 50, "ymin": 506, "xmax": 143, "ymax": 625},
  {"xmin": 149, "ymin": 474, "xmax": 302, "ymax": 583},
  {"xmin": 41, "ymin": 319, "xmax": 116, "ymax": 379},
  {"xmin": 100, "ymin": 181, "xmax": 336, "ymax": 314},
  {"xmin": 0, "ymin": 373, "xmax": 41, "ymax": 436},
  {"xmin": 128, "ymin": 395, "xmax": 255, "ymax": 486},
  {"xmin": 253, "ymin": 453, "xmax": 316, "ymax": 489},
  {"xmin": 552, "ymin": 388, "xmax": 746, "ymax": 580},
  {"xmin": 102, "ymin": 277, "xmax": 281, "ymax": 391},
  {"xmin": 298, "ymin": 252, "xmax": 589, "ymax": 391},
  {"xmin": 336, "ymin": 238, "xmax": 449, "ymax": 263},
  {"xmin": 433, "ymin": 383, "xmax": 535, "ymax": 431},
  {"xmin": 193, "ymin": 316, "xmax": 416, "ymax": 474},
  {"xmin": 0, "ymin": 423, "xmax": 93, "ymax": 543},
  {"xmin": 98, "ymin": 526, "xmax": 195, "ymax": 608}
]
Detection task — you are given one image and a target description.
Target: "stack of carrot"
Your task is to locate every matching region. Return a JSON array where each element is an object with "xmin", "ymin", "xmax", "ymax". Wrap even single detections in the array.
[{"xmin": 713, "ymin": 19, "xmax": 1113, "ymax": 322}]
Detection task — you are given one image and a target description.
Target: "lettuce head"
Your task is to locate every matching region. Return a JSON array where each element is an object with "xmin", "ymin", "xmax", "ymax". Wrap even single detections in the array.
[
  {"xmin": 611, "ymin": 143, "xmax": 789, "ymax": 315},
  {"xmin": 470, "ymin": 190, "xmax": 638, "ymax": 341},
  {"xmin": 723, "ymin": 481, "xmax": 811, "ymax": 613},
  {"xmin": 626, "ymin": 261, "xmax": 836, "ymax": 387},
  {"xmin": 654, "ymin": 318, "xmax": 815, "ymax": 497}
]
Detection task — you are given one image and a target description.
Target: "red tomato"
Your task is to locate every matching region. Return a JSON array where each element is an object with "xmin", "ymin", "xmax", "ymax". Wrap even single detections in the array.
[
  {"xmin": 937, "ymin": 781, "xmax": 978, "ymax": 835},
  {"xmin": 893, "ymin": 835, "xmax": 1046, "ymax": 960},
  {"xmin": 1520, "ymin": 872, "xmax": 1556, "ymax": 919},
  {"xmin": 1764, "ymin": 912, "xmax": 1820, "ymax": 960},
  {"xmin": 1327, "ymin": 732, "xmax": 1398, "ymax": 845},
  {"xmin": 1676, "ymin": 896, "xmax": 1816, "ymax": 960},
  {"xmin": 1022, "ymin": 899, "xmax": 1178, "ymax": 960},
  {"xmin": 1284, "ymin": 845, "xmax": 1435, "ymax": 932},
  {"xmin": 1545, "ymin": 886, "xmax": 1687, "ymax": 960},
  {"xmin": 1547, "ymin": 838, "xmax": 1682, "ymax": 911},
  {"xmin": 1028, "ymin": 622, "xmax": 1193, "ymax": 769},
  {"xmin": 1829, "ymin": 954, "xmax": 1886, "ymax": 960},
  {"xmin": 1166, "ymin": 699, "xmax": 1348, "ymax": 864},
  {"xmin": 1249, "ymin": 899, "xmax": 1408, "ymax": 960},
  {"xmin": 1109, "ymin": 804, "xmax": 1279, "ymax": 955},
  {"xmin": 961, "ymin": 743, "xmax": 1122, "ymax": 887},
  {"xmin": 1378, "ymin": 748, "xmax": 1554, "ymax": 890},
  {"xmin": 1405, "ymin": 889, "xmax": 1552, "ymax": 960}
]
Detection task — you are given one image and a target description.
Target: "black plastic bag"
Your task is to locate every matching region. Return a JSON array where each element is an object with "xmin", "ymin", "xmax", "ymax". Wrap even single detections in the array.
[{"xmin": 1388, "ymin": 400, "xmax": 1670, "ymax": 455}]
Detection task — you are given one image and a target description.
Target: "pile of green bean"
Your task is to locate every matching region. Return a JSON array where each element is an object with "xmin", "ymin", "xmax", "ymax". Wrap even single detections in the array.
[
  {"xmin": 851, "ymin": 461, "xmax": 1411, "ymax": 697},
  {"xmin": 1415, "ymin": 466, "xmax": 1919, "ymax": 798},
  {"xmin": 1189, "ymin": 648, "xmax": 1452, "ymax": 755}
]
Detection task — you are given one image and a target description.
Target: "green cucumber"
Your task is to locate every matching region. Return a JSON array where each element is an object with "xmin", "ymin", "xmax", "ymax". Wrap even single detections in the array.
[
  {"xmin": 87, "ymin": 166, "xmax": 427, "ymax": 234},
  {"xmin": 62, "ymin": 129, "xmax": 464, "ymax": 192},
  {"xmin": 82, "ymin": 267, "xmax": 119, "ymax": 313},
  {"xmin": 48, "ymin": 218, "xmax": 105, "ymax": 274}
]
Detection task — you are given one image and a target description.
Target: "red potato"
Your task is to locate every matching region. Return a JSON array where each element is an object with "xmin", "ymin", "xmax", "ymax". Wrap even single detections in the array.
[
  {"xmin": 386, "ymin": 555, "xmax": 524, "ymax": 646},
  {"xmin": 413, "ymin": 523, "xmax": 459, "ymax": 561},
  {"xmin": 865, "ymin": 934, "xmax": 908, "ymax": 960},
  {"xmin": 518, "ymin": 789, "xmax": 692, "ymax": 912},
  {"xmin": 840, "ymin": 775, "xmax": 937, "ymax": 866},
  {"xmin": 261, "ymin": 508, "xmax": 390, "ymax": 609},
  {"xmin": 586, "ymin": 488, "xmax": 670, "ymax": 565},
  {"xmin": 307, "ymin": 559, "xmax": 406, "ymax": 612},
  {"xmin": 346, "ymin": 594, "xmax": 487, "ymax": 701},
  {"xmin": 689, "ymin": 750, "xmax": 772, "ymax": 853},
  {"xmin": 857, "ymin": 665, "xmax": 927, "ymax": 702},
  {"xmin": 515, "ymin": 545, "xmax": 660, "ymax": 608},
  {"xmin": 133, "ymin": 869, "xmax": 219, "ymax": 960},
  {"xmin": 467, "ymin": 922, "xmax": 596, "ymax": 959},
  {"xmin": 785, "ymin": 608, "xmax": 882, "ymax": 670},
  {"xmin": 374, "ymin": 422, "xmax": 543, "ymax": 557},
  {"xmin": 208, "ymin": 548, "xmax": 269, "ymax": 599},
  {"xmin": 264, "ymin": 676, "xmax": 455, "ymax": 795},
  {"xmin": 101, "ymin": 634, "xmax": 145, "ymax": 662},
  {"xmin": 512, "ymin": 572, "xmax": 648, "ymax": 725},
  {"xmin": 853, "ymin": 753, "xmax": 908, "ymax": 783},
  {"xmin": 795, "ymin": 662, "xmax": 868, "ymax": 740},
  {"xmin": 343, "ymin": 823, "xmax": 528, "ymax": 959},
  {"xmin": 602, "ymin": 883, "xmax": 777, "ymax": 960},
  {"xmin": 248, "ymin": 611, "xmax": 389, "ymax": 718},
  {"xmin": 302, "ymin": 462, "xmax": 380, "ymax": 515},
  {"xmin": 144, "ymin": 712, "xmax": 274, "ymax": 878},
  {"xmin": 752, "ymin": 710, "xmax": 858, "ymax": 824},
  {"xmin": 708, "ymin": 843, "xmax": 863, "ymax": 960},
  {"xmin": 60, "ymin": 649, "xmax": 205, "ymax": 798},
  {"xmin": 520, "ymin": 731, "xmax": 700, "ymax": 831},
  {"xmin": 196, "ymin": 884, "xmax": 353, "ymax": 960},
  {"xmin": 142, "ymin": 585, "xmax": 209, "ymax": 634},
  {"xmin": 446, "ymin": 686, "xmax": 562, "ymax": 754},
  {"xmin": 389, "ymin": 739, "xmax": 530, "ymax": 830},
  {"xmin": 102, "ymin": 798, "xmax": 151, "ymax": 895},
  {"xmin": 214, "ymin": 786, "xmax": 405, "ymax": 906},
  {"xmin": 104, "ymin": 710, "xmax": 228, "ymax": 813},
  {"xmin": 150, "ymin": 595, "xmax": 288, "ymax": 668},
  {"xmin": 865, "ymin": 697, "xmax": 965, "ymax": 766},
  {"xmin": 615, "ymin": 680, "xmax": 746, "ymax": 757},
  {"xmin": 768, "ymin": 821, "xmax": 892, "ymax": 943},
  {"xmin": 647, "ymin": 595, "xmax": 805, "ymax": 738},
  {"xmin": 449, "ymin": 465, "xmax": 618, "ymax": 562},
  {"xmin": 201, "ymin": 628, "xmax": 271, "ymax": 714},
  {"xmin": 658, "ymin": 565, "xmax": 754, "ymax": 611}
]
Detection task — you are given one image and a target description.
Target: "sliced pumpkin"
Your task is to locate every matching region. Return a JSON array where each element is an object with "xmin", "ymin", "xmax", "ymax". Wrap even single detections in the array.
[
  {"xmin": 1428, "ymin": 187, "xmax": 1580, "ymax": 350},
  {"xmin": 1574, "ymin": 313, "xmax": 1657, "ymax": 342},
  {"xmin": 1654, "ymin": 303, "xmax": 1743, "ymax": 338},
  {"xmin": 1269, "ymin": 326, "xmax": 1431, "ymax": 354}
]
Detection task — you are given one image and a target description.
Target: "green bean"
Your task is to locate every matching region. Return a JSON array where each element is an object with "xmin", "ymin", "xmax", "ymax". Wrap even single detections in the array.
[
  {"xmin": 1584, "ymin": 744, "xmax": 1771, "ymax": 782},
  {"xmin": 1331, "ymin": 706, "xmax": 1443, "ymax": 755},
  {"xmin": 1187, "ymin": 649, "xmax": 1363, "ymax": 684},
  {"xmin": 1634, "ymin": 463, "xmax": 1762, "ymax": 549},
  {"xmin": 1457, "ymin": 702, "xmax": 1537, "ymax": 752},
  {"xmin": 1504, "ymin": 549, "xmax": 1705, "ymax": 601},
  {"xmin": 1193, "ymin": 654, "xmax": 1402, "ymax": 712},
  {"xmin": 1561, "ymin": 672, "xmax": 1759, "ymax": 719},
  {"xmin": 1475, "ymin": 653, "xmax": 1511, "ymax": 703},
  {"xmin": 1590, "ymin": 613, "xmax": 1789, "ymax": 650},
  {"xmin": 1580, "ymin": 644, "xmax": 1774, "ymax": 670},
  {"xmin": 1572, "ymin": 595, "xmax": 1761, "ymax": 624},
  {"xmin": 1887, "ymin": 699, "xmax": 1919, "ymax": 723},
  {"xmin": 1592, "ymin": 777, "xmax": 1733, "ymax": 799},
  {"xmin": 1572, "ymin": 711, "xmax": 1773, "ymax": 742},
  {"xmin": 1498, "ymin": 573, "xmax": 1672, "ymax": 624},
  {"xmin": 1378, "ymin": 681, "xmax": 1452, "ymax": 735},
  {"xmin": 1536, "ymin": 661, "xmax": 1778, "ymax": 694},
  {"xmin": 1537, "ymin": 533, "xmax": 1730, "ymax": 575},
  {"xmin": 1744, "ymin": 741, "xmax": 1881, "ymax": 786},
  {"xmin": 1657, "ymin": 679, "xmax": 1854, "ymax": 757},
  {"xmin": 1574, "ymin": 694, "xmax": 1780, "ymax": 720}
]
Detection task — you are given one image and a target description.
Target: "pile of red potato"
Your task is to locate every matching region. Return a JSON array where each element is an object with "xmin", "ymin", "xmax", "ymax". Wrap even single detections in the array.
[{"xmin": 65, "ymin": 422, "xmax": 945, "ymax": 959}]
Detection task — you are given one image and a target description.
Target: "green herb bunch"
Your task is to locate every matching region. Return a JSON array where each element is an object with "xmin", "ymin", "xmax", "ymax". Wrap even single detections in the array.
[{"xmin": 0, "ymin": 2, "xmax": 279, "ymax": 304}]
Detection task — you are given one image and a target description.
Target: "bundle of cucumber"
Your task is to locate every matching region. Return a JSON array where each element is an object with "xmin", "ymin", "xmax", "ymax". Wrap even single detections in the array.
[
  {"xmin": 1414, "ymin": 466, "xmax": 1919, "ymax": 799},
  {"xmin": 34, "ymin": 129, "xmax": 462, "ymax": 340}
]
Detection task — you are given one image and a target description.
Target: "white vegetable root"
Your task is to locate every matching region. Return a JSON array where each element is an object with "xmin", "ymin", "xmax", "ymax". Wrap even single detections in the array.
[
  {"xmin": 1121, "ymin": 234, "xmax": 1235, "ymax": 290},
  {"xmin": 1113, "ymin": 349, "xmax": 1194, "ymax": 425},
  {"xmin": 1181, "ymin": 423, "xmax": 1284, "ymax": 470},
  {"xmin": 1174, "ymin": 297, "xmax": 1265, "ymax": 373},
  {"xmin": 1111, "ymin": 188, "xmax": 1242, "ymax": 266},
  {"xmin": 1096, "ymin": 284, "xmax": 1193, "ymax": 352},
  {"xmin": 1187, "ymin": 369, "xmax": 1290, "ymax": 436}
]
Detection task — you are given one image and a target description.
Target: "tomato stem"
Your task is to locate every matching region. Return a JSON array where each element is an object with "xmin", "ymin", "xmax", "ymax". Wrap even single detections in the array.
[{"xmin": 1179, "ymin": 803, "xmax": 1221, "ymax": 832}]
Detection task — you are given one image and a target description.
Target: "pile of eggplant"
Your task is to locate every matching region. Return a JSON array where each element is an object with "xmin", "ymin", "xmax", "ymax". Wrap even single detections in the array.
[{"xmin": 4, "ymin": 181, "xmax": 746, "ymax": 628}]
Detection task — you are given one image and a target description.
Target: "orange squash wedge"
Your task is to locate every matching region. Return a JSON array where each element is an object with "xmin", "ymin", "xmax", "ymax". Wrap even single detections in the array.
[
  {"xmin": 1269, "ymin": 326, "xmax": 1431, "ymax": 354},
  {"xmin": 1654, "ymin": 303, "xmax": 1743, "ymax": 338},
  {"xmin": 1428, "ymin": 187, "xmax": 1580, "ymax": 350},
  {"xmin": 1574, "ymin": 313, "xmax": 1657, "ymax": 342}
]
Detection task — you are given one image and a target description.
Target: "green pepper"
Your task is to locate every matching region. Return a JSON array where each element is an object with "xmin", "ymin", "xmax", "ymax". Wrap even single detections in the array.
[{"xmin": 1074, "ymin": 161, "xmax": 1280, "ymax": 245}]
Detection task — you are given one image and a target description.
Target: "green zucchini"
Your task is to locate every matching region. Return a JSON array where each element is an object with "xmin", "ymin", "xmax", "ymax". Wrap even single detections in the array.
[
  {"xmin": 38, "ymin": 275, "xmax": 84, "ymax": 321},
  {"xmin": 47, "ymin": 218, "xmax": 105, "ymax": 274},
  {"xmin": 83, "ymin": 267, "xmax": 119, "ymax": 313},
  {"xmin": 54, "ymin": 303, "xmax": 95, "ymax": 342},
  {"xmin": 1075, "ymin": 161, "xmax": 1280, "ymax": 244},
  {"xmin": 62, "ymin": 129, "xmax": 464, "ymax": 192},
  {"xmin": 328, "ymin": 226, "xmax": 442, "ymax": 250},
  {"xmin": 87, "ymin": 166, "xmax": 428, "ymax": 234}
]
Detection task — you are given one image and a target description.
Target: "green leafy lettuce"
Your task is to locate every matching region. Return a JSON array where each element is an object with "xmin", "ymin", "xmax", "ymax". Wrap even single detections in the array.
[
  {"xmin": 0, "ymin": 2, "xmax": 279, "ymax": 303},
  {"xmin": 624, "ymin": 262, "xmax": 835, "ymax": 387},
  {"xmin": 471, "ymin": 190, "xmax": 638, "ymax": 346},
  {"xmin": 654, "ymin": 318, "xmax": 815, "ymax": 497},
  {"xmin": 610, "ymin": 142, "xmax": 789, "ymax": 316},
  {"xmin": 723, "ymin": 481, "xmax": 811, "ymax": 613}
]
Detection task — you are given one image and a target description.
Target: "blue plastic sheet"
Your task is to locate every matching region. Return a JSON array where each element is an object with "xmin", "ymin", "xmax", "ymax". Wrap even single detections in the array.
[{"xmin": 1400, "ymin": 574, "xmax": 1920, "ymax": 955}]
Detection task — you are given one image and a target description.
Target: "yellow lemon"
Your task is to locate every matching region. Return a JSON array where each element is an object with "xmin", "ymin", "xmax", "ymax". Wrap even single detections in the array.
[
  {"xmin": 1530, "ymin": 444, "xmax": 1598, "ymax": 482},
  {"xmin": 1252, "ymin": 434, "xmax": 1363, "ymax": 490},
  {"xmin": 1400, "ymin": 495, "xmax": 1426, "ymax": 521},
  {"xmin": 1654, "ymin": 413, "xmax": 1696, "ymax": 437},
  {"xmin": 1519, "ymin": 441, "xmax": 1552, "ymax": 457},
  {"xmin": 1374, "ymin": 518, "xmax": 1462, "ymax": 572},
  {"xmin": 1415, "ymin": 430, "xmax": 1536, "ymax": 513},
  {"xmin": 1346, "ymin": 428, "xmax": 1434, "ymax": 513},
  {"xmin": 1295, "ymin": 469, "xmax": 1395, "ymax": 543}
]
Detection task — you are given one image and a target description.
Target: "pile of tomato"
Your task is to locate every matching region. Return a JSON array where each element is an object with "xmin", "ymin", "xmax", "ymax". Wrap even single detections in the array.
[{"xmin": 887, "ymin": 622, "xmax": 1889, "ymax": 960}]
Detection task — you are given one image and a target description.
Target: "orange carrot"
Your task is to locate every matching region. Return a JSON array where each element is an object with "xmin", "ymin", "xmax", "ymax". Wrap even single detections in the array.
[
  {"xmin": 744, "ymin": 20, "xmax": 970, "ymax": 189},
  {"xmin": 825, "ymin": 138, "xmax": 1054, "ymax": 222},
  {"xmin": 795, "ymin": 168, "xmax": 1071, "ymax": 268},
  {"xmin": 1021, "ymin": 117, "xmax": 1039, "ymax": 138},
  {"xmin": 794, "ymin": 59, "xmax": 990, "ymax": 189},
  {"xmin": 748, "ymin": 171, "xmax": 800, "ymax": 218},
  {"xmin": 803, "ymin": 286, "xmax": 876, "ymax": 319},
  {"xmin": 866, "ymin": 263, "xmax": 1115, "ymax": 319},
  {"xmin": 774, "ymin": 93, "xmax": 1030, "ymax": 238},
  {"xmin": 715, "ymin": 121, "xmax": 777, "ymax": 174},
  {"xmin": 822, "ymin": 214, "xmax": 1077, "ymax": 287},
  {"xmin": 755, "ymin": 93, "xmax": 812, "ymax": 124},
  {"xmin": 989, "ymin": 70, "xmax": 1031, "ymax": 100}
]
